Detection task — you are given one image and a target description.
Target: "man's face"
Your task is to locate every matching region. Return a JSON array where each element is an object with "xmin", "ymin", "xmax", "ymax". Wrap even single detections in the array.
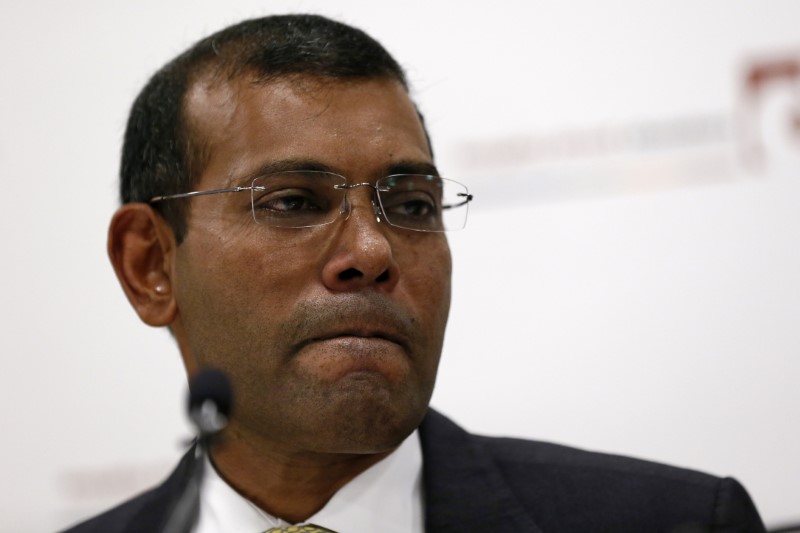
[{"xmin": 171, "ymin": 75, "xmax": 451, "ymax": 455}]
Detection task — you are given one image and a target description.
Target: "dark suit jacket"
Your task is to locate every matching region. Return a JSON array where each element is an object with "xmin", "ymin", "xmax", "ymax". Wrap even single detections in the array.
[{"xmin": 60, "ymin": 409, "xmax": 765, "ymax": 533}]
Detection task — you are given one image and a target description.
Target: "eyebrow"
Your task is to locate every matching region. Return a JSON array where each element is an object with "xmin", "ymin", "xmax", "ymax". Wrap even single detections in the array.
[
  {"xmin": 227, "ymin": 159, "xmax": 336, "ymax": 187},
  {"xmin": 227, "ymin": 158, "xmax": 441, "ymax": 187},
  {"xmin": 384, "ymin": 160, "xmax": 440, "ymax": 177}
]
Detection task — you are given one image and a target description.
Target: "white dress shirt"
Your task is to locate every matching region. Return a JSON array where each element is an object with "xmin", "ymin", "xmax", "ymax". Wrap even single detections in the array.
[{"xmin": 193, "ymin": 430, "xmax": 424, "ymax": 533}]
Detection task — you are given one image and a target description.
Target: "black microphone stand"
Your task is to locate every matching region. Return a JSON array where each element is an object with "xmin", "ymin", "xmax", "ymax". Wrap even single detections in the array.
[{"xmin": 161, "ymin": 369, "xmax": 232, "ymax": 533}]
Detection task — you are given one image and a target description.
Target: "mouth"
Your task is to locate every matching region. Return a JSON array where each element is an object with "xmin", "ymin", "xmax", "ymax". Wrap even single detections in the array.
[
  {"xmin": 302, "ymin": 327, "xmax": 409, "ymax": 352},
  {"xmin": 284, "ymin": 294, "xmax": 419, "ymax": 365},
  {"xmin": 291, "ymin": 326, "xmax": 413, "ymax": 383},
  {"xmin": 318, "ymin": 326, "xmax": 405, "ymax": 343}
]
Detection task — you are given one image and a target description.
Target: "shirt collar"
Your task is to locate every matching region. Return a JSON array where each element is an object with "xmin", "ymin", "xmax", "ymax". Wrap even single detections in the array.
[{"xmin": 194, "ymin": 430, "xmax": 423, "ymax": 533}]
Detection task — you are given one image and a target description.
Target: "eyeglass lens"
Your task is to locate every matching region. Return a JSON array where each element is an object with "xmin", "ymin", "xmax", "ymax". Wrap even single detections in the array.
[{"xmin": 249, "ymin": 171, "xmax": 470, "ymax": 232}]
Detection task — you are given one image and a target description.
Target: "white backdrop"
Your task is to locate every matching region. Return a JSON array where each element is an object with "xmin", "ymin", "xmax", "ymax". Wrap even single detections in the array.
[{"xmin": 1, "ymin": 1, "xmax": 798, "ymax": 531}]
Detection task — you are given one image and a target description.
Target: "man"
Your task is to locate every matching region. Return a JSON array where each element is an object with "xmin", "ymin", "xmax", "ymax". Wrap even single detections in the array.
[{"xmin": 62, "ymin": 14, "xmax": 766, "ymax": 533}]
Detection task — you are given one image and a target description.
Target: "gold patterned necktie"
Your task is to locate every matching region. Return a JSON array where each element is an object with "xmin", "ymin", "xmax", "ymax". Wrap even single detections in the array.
[{"xmin": 263, "ymin": 525, "xmax": 337, "ymax": 533}]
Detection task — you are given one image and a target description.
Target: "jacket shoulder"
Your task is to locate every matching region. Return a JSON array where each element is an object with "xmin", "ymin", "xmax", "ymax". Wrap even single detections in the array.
[
  {"xmin": 478, "ymin": 432, "xmax": 719, "ymax": 486},
  {"xmin": 58, "ymin": 485, "xmax": 167, "ymax": 533},
  {"xmin": 478, "ymin": 434, "xmax": 765, "ymax": 532},
  {"xmin": 420, "ymin": 409, "xmax": 765, "ymax": 532},
  {"xmin": 58, "ymin": 449, "xmax": 194, "ymax": 533}
]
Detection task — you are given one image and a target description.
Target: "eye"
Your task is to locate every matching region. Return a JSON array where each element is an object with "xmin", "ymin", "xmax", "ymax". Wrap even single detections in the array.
[
  {"xmin": 253, "ymin": 188, "xmax": 327, "ymax": 214},
  {"xmin": 382, "ymin": 191, "xmax": 438, "ymax": 218}
]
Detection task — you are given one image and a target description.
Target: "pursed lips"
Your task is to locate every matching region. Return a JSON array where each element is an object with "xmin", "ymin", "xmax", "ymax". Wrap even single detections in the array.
[{"xmin": 308, "ymin": 328, "xmax": 409, "ymax": 352}]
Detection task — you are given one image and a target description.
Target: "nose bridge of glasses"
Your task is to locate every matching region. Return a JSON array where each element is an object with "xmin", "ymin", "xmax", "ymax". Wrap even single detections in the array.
[{"xmin": 335, "ymin": 182, "xmax": 382, "ymax": 219}]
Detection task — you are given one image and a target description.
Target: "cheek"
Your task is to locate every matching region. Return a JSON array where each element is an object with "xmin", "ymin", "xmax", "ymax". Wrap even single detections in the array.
[
  {"xmin": 173, "ymin": 229, "xmax": 321, "ymax": 347},
  {"xmin": 400, "ymin": 236, "xmax": 452, "ymax": 320},
  {"xmin": 192, "ymin": 223, "xmax": 322, "ymax": 287}
]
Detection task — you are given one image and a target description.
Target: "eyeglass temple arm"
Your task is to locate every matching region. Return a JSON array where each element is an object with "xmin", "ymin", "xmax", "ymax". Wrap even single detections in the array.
[
  {"xmin": 149, "ymin": 186, "xmax": 265, "ymax": 203},
  {"xmin": 443, "ymin": 193, "xmax": 474, "ymax": 210}
]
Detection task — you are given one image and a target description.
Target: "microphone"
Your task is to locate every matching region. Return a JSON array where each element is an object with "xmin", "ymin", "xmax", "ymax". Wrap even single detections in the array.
[
  {"xmin": 162, "ymin": 368, "xmax": 233, "ymax": 533},
  {"xmin": 188, "ymin": 368, "xmax": 232, "ymax": 436}
]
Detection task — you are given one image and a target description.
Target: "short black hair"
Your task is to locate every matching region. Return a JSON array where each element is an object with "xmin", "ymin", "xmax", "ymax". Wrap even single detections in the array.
[{"xmin": 121, "ymin": 14, "xmax": 421, "ymax": 242}]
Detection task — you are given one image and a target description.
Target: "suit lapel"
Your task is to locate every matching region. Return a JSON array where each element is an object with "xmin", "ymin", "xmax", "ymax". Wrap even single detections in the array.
[
  {"xmin": 419, "ymin": 410, "xmax": 544, "ymax": 533},
  {"xmin": 120, "ymin": 446, "xmax": 196, "ymax": 533}
]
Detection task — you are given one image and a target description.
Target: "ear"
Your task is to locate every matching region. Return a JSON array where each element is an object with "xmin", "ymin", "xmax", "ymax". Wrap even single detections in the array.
[{"xmin": 108, "ymin": 203, "xmax": 178, "ymax": 327}]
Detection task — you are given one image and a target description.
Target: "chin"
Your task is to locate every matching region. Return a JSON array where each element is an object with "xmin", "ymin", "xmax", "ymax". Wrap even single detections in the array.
[{"xmin": 306, "ymin": 382, "xmax": 430, "ymax": 454}]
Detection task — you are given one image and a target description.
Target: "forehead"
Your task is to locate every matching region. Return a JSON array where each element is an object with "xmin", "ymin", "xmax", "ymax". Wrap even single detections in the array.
[{"xmin": 183, "ymin": 74, "xmax": 432, "ymax": 187}]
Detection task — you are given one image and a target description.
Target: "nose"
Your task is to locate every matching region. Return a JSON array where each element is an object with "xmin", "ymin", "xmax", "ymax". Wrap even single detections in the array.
[{"xmin": 321, "ymin": 189, "xmax": 399, "ymax": 293}]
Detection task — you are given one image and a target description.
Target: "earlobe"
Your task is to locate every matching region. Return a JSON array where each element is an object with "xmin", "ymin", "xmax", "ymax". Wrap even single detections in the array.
[{"xmin": 108, "ymin": 203, "xmax": 178, "ymax": 327}]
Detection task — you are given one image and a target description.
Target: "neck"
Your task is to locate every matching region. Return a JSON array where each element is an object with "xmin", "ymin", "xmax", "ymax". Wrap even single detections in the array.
[{"xmin": 209, "ymin": 426, "xmax": 396, "ymax": 523}]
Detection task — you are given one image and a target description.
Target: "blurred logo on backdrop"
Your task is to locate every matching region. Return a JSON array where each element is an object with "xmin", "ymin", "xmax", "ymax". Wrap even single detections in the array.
[
  {"xmin": 739, "ymin": 54, "xmax": 800, "ymax": 170},
  {"xmin": 453, "ymin": 49, "xmax": 800, "ymax": 206}
]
